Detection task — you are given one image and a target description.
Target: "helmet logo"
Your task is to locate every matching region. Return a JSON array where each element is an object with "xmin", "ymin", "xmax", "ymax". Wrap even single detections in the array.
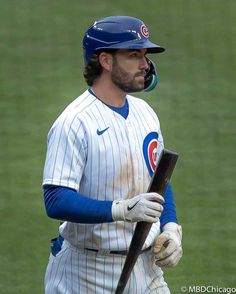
[{"xmin": 140, "ymin": 24, "xmax": 149, "ymax": 38}]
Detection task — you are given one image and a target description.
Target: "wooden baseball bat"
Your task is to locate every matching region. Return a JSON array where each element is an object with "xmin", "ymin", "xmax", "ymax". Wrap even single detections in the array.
[{"xmin": 115, "ymin": 148, "xmax": 179, "ymax": 294}]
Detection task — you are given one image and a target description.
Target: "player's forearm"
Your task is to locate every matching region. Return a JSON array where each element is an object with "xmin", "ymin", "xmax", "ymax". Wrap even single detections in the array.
[
  {"xmin": 43, "ymin": 183, "xmax": 178, "ymax": 226},
  {"xmin": 160, "ymin": 183, "xmax": 178, "ymax": 229},
  {"xmin": 43, "ymin": 185, "xmax": 113, "ymax": 223}
]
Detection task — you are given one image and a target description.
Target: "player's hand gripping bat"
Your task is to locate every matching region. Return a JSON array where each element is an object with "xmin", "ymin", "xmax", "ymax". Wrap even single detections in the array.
[{"xmin": 115, "ymin": 148, "xmax": 179, "ymax": 294}]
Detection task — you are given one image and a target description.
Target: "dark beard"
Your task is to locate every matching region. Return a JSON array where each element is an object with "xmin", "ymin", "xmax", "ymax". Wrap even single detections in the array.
[{"xmin": 111, "ymin": 57, "xmax": 145, "ymax": 93}]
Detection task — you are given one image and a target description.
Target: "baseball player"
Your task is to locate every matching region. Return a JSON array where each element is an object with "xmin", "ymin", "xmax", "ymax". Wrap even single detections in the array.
[{"xmin": 42, "ymin": 16, "xmax": 183, "ymax": 294}]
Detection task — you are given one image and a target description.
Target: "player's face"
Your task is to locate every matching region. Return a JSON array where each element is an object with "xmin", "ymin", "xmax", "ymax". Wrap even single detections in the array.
[{"xmin": 110, "ymin": 49, "xmax": 149, "ymax": 93}]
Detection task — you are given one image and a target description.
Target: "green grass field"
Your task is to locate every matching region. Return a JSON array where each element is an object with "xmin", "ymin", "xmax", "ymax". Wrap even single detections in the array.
[{"xmin": 0, "ymin": 0, "xmax": 235, "ymax": 293}]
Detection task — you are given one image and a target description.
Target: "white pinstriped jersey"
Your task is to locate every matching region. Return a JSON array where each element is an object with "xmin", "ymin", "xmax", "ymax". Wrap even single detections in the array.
[{"xmin": 43, "ymin": 89, "xmax": 164, "ymax": 250}]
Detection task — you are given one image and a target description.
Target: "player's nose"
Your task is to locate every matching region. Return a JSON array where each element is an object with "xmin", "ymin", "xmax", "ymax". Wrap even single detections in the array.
[{"xmin": 140, "ymin": 56, "xmax": 149, "ymax": 70}]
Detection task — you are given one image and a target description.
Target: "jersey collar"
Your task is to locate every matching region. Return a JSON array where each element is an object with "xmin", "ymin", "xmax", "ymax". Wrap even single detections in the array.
[{"xmin": 88, "ymin": 88, "xmax": 129, "ymax": 119}]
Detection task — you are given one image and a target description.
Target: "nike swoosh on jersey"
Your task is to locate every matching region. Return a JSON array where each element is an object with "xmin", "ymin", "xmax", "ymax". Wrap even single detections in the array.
[
  {"xmin": 97, "ymin": 127, "xmax": 110, "ymax": 135},
  {"xmin": 127, "ymin": 201, "xmax": 140, "ymax": 211}
]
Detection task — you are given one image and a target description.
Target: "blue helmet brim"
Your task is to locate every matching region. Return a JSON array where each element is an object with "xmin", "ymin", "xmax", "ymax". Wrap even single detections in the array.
[{"xmin": 96, "ymin": 39, "xmax": 165, "ymax": 54}]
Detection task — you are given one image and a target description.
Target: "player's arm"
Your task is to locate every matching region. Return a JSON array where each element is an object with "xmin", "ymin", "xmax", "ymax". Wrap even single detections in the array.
[
  {"xmin": 43, "ymin": 185, "xmax": 163, "ymax": 224},
  {"xmin": 160, "ymin": 182, "xmax": 178, "ymax": 229},
  {"xmin": 43, "ymin": 185, "xmax": 113, "ymax": 223}
]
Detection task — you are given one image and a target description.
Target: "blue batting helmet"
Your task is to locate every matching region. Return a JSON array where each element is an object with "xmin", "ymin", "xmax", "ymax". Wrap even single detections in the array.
[{"xmin": 83, "ymin": 16, "xmax": 165, "ymax": 64}]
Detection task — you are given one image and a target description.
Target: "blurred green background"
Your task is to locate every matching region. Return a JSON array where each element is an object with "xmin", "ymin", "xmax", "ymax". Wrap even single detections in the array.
[{"xmin": 0, "ymin": 0, "xmax": 235, "ymax": 293}]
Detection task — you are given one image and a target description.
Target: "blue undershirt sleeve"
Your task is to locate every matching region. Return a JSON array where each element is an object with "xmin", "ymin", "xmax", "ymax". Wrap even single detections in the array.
[
  {"xmin": 43, "ymin": 183, "xmax": 178, "ymax": 227},
  {"xmin": 160, "ymin": 182, "xmax": 178, "ymax": 230},
  {"xmin": 43, "ymin": 185, "xmax": 113, "ymax": 224}
]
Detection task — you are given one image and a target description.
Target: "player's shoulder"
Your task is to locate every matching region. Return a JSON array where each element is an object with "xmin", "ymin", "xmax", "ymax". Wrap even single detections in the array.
[
  {"xmin": 47, "ymin": 89, "xmax": 97, "ymax": 136},
  {"xmin": 52, "ymin": 90, "xmax": 96, "ymax": 124},
  {"xmin": 127, "ymin": 94, "xmax": 153, "ymax": 108},
  {"xmin": 61, "ymin": 89, "xmax": 97, "ymax": 118},
  {"xmin": 127, "ymin": 94, "xmax": 158, "ymax": 117}
]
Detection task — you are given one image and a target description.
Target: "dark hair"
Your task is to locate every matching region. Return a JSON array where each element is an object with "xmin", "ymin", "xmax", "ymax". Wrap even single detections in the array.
[
  {"xmin": 83, "ymin": 49, "xmax": 117, "ymax": 86},
  {"xmin": 83, "ymin": 54, "xmax": 102, "ymax": 86}
]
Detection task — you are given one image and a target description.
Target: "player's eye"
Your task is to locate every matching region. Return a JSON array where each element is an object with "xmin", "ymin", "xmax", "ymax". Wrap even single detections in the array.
[{"xmin": 129, "ymin": 52, "xmax": 142, "ymax": 59}]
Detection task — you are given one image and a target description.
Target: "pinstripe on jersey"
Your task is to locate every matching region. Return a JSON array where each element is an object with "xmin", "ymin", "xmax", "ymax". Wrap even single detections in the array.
[
  {"xmin": 43, "ymin": 89, "xmax": 164, "ymax": 251},
  {"xmin": 45, "ymin": 241, "xmax": 170, "ymax": 294}
]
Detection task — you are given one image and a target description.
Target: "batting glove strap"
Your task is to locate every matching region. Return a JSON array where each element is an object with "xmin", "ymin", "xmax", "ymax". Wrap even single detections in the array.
[{"xmin": 111, "ymin": 193, "xmax": 164, "ymax": 223}]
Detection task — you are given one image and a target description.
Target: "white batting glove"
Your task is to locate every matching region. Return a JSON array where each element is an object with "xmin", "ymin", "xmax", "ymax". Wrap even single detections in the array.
[
  {"xmin": 112, "ymin": 193, "xmax": 164, "ymax": 223},
  {"xmin": 153, "ymin": 222, "xmax": 183, "ymax": 267}
]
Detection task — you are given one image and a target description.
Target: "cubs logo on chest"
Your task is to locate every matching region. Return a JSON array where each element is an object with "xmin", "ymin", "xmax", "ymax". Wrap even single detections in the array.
[{"xmin": 143, "ymin": 132, "xmax": 159, "ymax": 176}]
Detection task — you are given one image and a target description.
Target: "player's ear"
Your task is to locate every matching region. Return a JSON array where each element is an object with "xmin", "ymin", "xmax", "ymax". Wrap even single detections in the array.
[{"xmin": 98, "ymin": 52, "xmax": 113, "ymax": 71}]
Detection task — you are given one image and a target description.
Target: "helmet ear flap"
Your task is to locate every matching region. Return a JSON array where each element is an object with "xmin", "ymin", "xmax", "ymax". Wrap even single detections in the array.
[{"xmin": 143, "ymin": 58, "xmax": 158, "ymax": 92}]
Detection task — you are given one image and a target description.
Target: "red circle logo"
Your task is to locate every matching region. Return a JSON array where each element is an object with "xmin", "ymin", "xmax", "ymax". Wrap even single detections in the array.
[
  {"xmin": 143, "ymin": 132, "xmax": 159, "ymax": 176},
  {"xmin": 140, "ymin": 24, "xmax": 149, "ymax": 38},
  {"xmin": 148, "ymin": 139, "xmax": 158, "ymax": 172}
]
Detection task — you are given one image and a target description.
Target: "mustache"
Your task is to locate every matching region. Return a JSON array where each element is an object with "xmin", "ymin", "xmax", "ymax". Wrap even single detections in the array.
[{"xmin": 135, "ymin": 71, "xmax": 146, "ymax": 77}]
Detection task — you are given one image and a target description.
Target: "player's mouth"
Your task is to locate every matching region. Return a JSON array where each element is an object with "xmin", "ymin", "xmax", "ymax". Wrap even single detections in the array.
[
  {"xmin": 135, "ymin": 71, "xmax": 146, "ymax": 81},
  {"xmin": 135, "ymin": 75, "xmax": 145, "ymax": 81},
  {"xmin": 135, "ymin": 71, "xmax": 146, "ymax": 77}
]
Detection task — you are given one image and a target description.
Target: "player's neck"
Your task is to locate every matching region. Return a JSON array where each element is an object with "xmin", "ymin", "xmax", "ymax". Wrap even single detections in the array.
[{"xmin": 91, "ymin": 80, "xmax": 126, "ymax": 107}]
